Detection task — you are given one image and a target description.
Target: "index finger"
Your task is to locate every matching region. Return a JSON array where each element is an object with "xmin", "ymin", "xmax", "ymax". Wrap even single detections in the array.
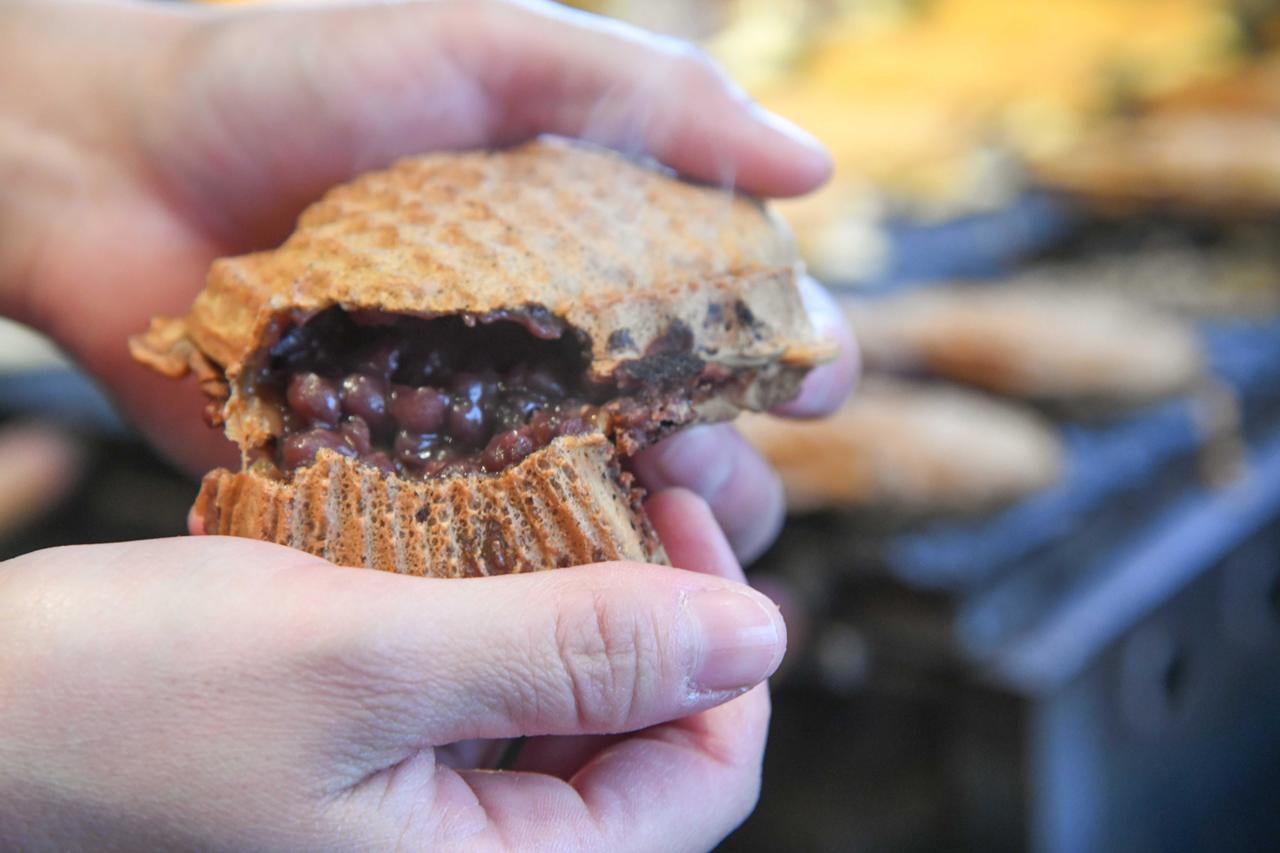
[
  {"xmin": 453, "ymin": 0, "xmax": 833, "ymax": 197},
  {"xmin": 451, "ymin": 682, "xmax": 772, "ymax": 853}
]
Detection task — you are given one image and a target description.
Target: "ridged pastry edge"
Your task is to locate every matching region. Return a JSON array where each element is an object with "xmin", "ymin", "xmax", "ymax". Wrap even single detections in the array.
[{"xmin": 194, "ymin": 433, "xmax": 664, "ymax": 576}]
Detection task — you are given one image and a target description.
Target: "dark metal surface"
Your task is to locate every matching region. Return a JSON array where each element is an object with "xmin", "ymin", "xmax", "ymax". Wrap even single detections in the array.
[
  {"xmin": 730, "ymin": 431, "xmax": 1280, "ymax": 852},
  {"xmin": 731, "ymin": 203, "xmax": 1280, "ymax": 850}
]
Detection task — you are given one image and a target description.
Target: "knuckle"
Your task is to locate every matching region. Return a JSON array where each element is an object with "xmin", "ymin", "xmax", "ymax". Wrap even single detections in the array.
[{"xmin": 550, "ymin": 589, "xmax": 666, "ymax": 730}]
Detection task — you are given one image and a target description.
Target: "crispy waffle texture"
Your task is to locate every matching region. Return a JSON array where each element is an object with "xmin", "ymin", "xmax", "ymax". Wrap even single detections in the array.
[
  {"xmin": 132, "ymin": 137, "xmax": 827, "ymax": 446},
  {"xmin": 132, "ymin": 138, "xmax": 828, "ymax": 575},
  {"xmin": 196, "ymin": 435, "xmax": 663, "ymax": 576}
]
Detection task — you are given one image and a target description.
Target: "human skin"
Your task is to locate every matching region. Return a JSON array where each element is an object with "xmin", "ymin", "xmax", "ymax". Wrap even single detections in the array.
[{"xmin": 0, "ymin": 0, "xmax": 856, "ymax": 849}]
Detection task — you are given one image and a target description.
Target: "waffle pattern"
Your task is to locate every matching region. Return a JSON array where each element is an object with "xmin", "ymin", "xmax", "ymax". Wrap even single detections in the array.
[{"xmin": 195, "ymin": 434, "xmax": 664, "ymax": 576}]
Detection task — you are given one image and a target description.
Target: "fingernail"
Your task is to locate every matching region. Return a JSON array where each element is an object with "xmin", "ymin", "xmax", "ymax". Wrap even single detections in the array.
[
  {"xmin": 653, "ymin": 425, "xmax": 734, "ymax": 498},
  {"xmin": 685, "ymin": 589, "xmax": 785, "ymax": 692}
]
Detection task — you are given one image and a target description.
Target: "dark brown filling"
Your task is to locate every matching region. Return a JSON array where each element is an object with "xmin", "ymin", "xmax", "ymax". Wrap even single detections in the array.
[{"xmin": 254, "ymin": 306, "xmax": 615, "ymax": 478}]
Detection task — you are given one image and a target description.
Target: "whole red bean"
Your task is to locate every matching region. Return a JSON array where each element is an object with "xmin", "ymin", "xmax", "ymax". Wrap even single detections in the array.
[
  {"xmin": 481, "ymin": 429, "xmax": 536, "ymax": 472},
  {"xmin": 447, "ymin": 397, "xmax": 489, "ymax": 447},
  {"xmin": 286, "ymin": 373, "xmax": 340, "ymax": 425},
  {"xmin": 364, "ymin": 451, "xmax": 396, "ymax": 475},
  {"xmin": 280, "ymin": 428, "xmax": 355, "ymax": 469},
  {"xmin": 340, "ymin": 374, "xmax": 389, "ymax": 431},
  {"xmin": 340, "ymin": 416, "xmax": 372, "ymax": 455},
  {"xmin": 389, "ymin": 386, "xmax": 447, "ymax": 433},
  {"xmin": 392, "ymin": 429, "xmax": 443, "ymax": 465}
]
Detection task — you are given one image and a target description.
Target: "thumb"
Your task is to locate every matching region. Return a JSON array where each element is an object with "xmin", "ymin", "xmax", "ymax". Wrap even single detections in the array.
[{"xmin": 310, "ymin": 560, "xmax": 785, "ymax": 781}]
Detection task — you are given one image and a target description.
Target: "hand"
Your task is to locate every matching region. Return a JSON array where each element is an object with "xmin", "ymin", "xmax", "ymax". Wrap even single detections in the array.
[
  {"xmin": 0, "ymin": 489, "xmax": 784, "ymax": 850},
  {"xmin": 0, "ymin": 0, "xmax": 856, "ymax": 560}
]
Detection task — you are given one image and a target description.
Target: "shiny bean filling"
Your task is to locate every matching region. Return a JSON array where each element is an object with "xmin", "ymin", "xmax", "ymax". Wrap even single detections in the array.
[{"xmin": 258, "ymin": 307, "xmax": 606, "ymax": 478}]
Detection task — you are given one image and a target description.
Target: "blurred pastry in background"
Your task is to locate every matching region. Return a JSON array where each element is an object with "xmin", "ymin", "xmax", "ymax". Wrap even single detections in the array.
[
  {"xmin": 847, "ymin": 285, "xmax": 1205, "ymax": 409},
  {"xmin": 1033, "ymin": 54, "xmax": 1280, "ymax": 214},
  {"xmin": 1005, "ymin": 242, "xmax": 1280, "ymax": 317},
  {"xmin": 1032, "ymin": 112, "xmax": 1280, "ymax": 214},
  {"xmin": 739, "ymin": 377, "xmax": 1062, "ymax": 515},
  {"xmin": 741, "ymin": 0, "xmax": 1240, "ymax": 205},
  {"xmin": 717, "ymin": 0, "xmax": 1246, "ymax": 281}
]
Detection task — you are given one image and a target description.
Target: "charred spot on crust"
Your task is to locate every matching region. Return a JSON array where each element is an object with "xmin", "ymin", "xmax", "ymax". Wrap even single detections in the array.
[
  {"xmin": 733, "ymin": 299, "xmax": 758, "ymax": 328},
  {"xmin": 614, "ymin": 320, "xmax": 702, "ymax": 390},
  {"xmin": 607, "ymin": 328, "xmax": 635, "ymax": 352},
  {"xmin": 614, "ymin": 353, "xmax": 705, "ymax": 390},
  {"xmin": 253, "ymin": 307, "xmax": 753, "ymax": 480},
  {"xmin": 645, "ymin": 319, "xmax": 694, "ymax": 356}
]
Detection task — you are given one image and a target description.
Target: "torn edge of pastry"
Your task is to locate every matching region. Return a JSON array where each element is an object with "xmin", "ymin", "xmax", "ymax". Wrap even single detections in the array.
[
  {"xmin": 193, "ymin": 434, "xmax": 659, "ymax": 577},
  {"xmin": 130, "ymin": 137, "xmax": 833, "ymax": 576}
]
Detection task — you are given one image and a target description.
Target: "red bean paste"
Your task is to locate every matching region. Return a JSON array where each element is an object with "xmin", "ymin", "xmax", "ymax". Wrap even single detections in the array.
[{"xmin": 254, "ymin": 306, "xmax": 714, "ymax": 479}]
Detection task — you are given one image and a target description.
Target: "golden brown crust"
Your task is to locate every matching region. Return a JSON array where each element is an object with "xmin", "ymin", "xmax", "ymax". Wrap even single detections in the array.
[
  {"xmin": 1032, "ymin": 114, "xmax": 1280, "ymax": 215},
  {"xmin": 196, "ymin": 433, "xmax": 664, "ymax": 576},
  {"xmin": 738, "ymin": 378, "xmax": 1063, "ymax": 514},
  {"xmin": 130, "ymin": 138, "xmax": 828, "ymax": 448},
  {"xmin": 846, "ymin": 286, "xmax": 1203, "ymax": 407},
  {"xmin": 1032, "ymin": 57, "xmax": 1280, "ymax": 214},
  {"xmin": 135, "ymin": 138, "xmax": 828, "ymax": 576}
]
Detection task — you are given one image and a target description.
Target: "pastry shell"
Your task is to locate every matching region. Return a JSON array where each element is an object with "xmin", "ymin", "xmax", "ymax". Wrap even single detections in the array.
[
  {"xmin": 132, "ymin": 138, "xmax": 831, "ymax": 574},
  {"xmin": 197, "ymin": 433, "xmax": 662, "ymax": 576}
]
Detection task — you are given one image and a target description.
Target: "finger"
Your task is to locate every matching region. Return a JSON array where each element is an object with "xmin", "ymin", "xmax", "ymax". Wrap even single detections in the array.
[
  {"xmin": 508, "ymin": 732, "xmax": 625, "ymax": 779},
  {"xmin": 151, "ymin": 0, "xmax": 830, "ymax": 251},
  {"xmin": 447, "ymin": 682, "xmax": 772, "ymax": 852},
  {"xmin": 509, "ymin": 487, "xmax": 743, "ymax": 779},
  {"xmin": 645, "ymin": 487, "xmax": 743, "ymax": 581},
  {"xmin": 115, "ymin": 364, "xmax": 238, "ymax": 475},
  {"xmin": 14, "ymin": 183, "xmax": 240, "ymax": 477},
  {"xmin": 303, "ymin": 561, "xmax": 784, "ymax": 778},
  {"xmin": 187, "ymin": 504, "xmax": 205, "ymax": 536},
  {"xmin": 633, "ymin": 424, "xmax": 785, "ymax": 563},
  {"xmin": 435, "ymin": 738, "xmax": 509, "ymax": 771},
  {"xmin": 0, "ymin": 421, "xmax": 84, "ymax": 536},
  {"xmin": 456, "ymin": 0, "xmax": 832, "ymax": 196},
  {"xmin": 771, "ymin": 275, "xmax": 859, "ymax": 419}
]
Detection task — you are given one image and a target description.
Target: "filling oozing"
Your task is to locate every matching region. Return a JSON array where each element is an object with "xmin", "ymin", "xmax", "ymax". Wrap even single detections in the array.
[{"xmin": 256, "ymin": 307, "xmax": 611, "ymax": 478}]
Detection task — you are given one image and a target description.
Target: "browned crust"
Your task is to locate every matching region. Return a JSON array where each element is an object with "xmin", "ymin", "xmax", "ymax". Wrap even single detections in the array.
[
  {"xmin": 137, "ymin": 138, "xmax": 830, "ymax": 577},
  {"xmin": 195, "ymin": 433, "xmax": 664, "ymax": 576},
  {"xmin": 846, "ymin": 286, "xmax": 1203, "ymax": 406},
  {"xmin": 129, "ymin": 138, "xmax": 829, "ymax": 448},
  {"xmin": 1032, "ymin": 114, "xmax": 1280, "ymax": 215},
  {"xmin": 1031, "ymin": 57, "xmax": 1280, "ymax": 216},
  {"xmin": 738, "ymin": 378, "xmax": 1063, "ymax": 515}
]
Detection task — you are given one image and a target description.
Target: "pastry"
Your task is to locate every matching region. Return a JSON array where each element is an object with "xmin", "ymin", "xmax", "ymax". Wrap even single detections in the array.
[
  {"xmin": 132, "ymin": 137, "xmax": 830, "ymax": 576},
  {"xmin": 1032, "ymin": 113, "xmax": 1280, "ymax": 215},
  {"xmin": 846, "ymin": 285, "xmax": 1204, "ymax": 408},
  {"xmin": 738, "ymin": 377, "xmax": 1062, "ymax": 515},
  {"xmin": 1032, "ymin": 55, "xmax": 1280, "ymax": 214}
]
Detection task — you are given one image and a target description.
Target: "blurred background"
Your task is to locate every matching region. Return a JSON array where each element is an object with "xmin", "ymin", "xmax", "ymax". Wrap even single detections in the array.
[{"xmin": 5, "ymin": 0, "xmax": 1280, "ymax": 850}]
